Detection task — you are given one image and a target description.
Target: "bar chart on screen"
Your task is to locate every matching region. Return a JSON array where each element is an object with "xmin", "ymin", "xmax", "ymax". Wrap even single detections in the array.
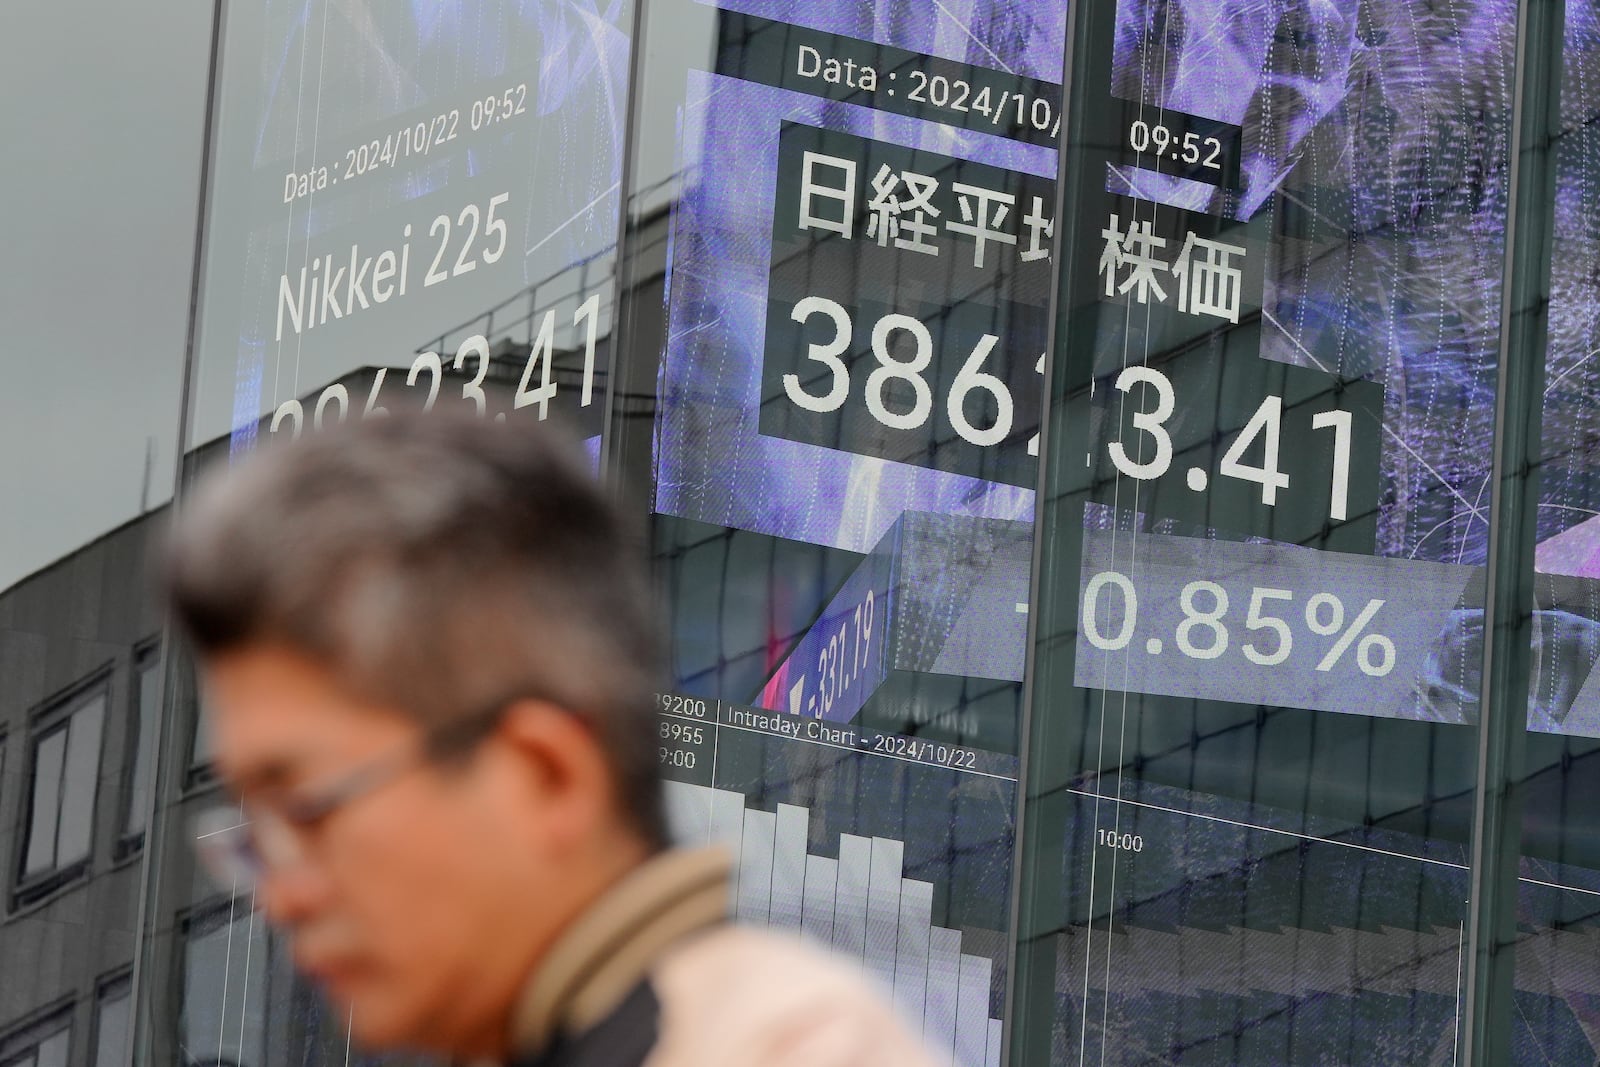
[{"xmin": 665, "ymin": 780, "xmax": 1004, "ymax": 1067}]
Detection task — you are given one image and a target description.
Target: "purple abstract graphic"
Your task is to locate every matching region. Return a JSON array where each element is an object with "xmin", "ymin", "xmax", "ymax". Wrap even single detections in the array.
[{"xmin": 1539, "ymin": 3, "xmax": 1600, "ymax": 579}]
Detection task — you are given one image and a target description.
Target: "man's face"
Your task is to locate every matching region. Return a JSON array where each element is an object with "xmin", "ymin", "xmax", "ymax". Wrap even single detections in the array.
[{"xmin": 203, "ymin": 643, "xmax": 565, "ymax": 1055}]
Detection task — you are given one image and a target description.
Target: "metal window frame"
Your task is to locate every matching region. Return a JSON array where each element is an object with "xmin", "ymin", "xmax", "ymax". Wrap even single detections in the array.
[
  {"xmin": 0, "ymin": 999, "xmax": 74, "ymax": 1067},
  {"xmin": 11, "ymin": 669, "xmax": 113, "ymax": 910},
  {"xmin": 89, "ymin": 970, "xmax": 133, "ymax": 1067},
  {"xmin": 114, "ymin": 639, "xmax": 164, "ymax": 860}
]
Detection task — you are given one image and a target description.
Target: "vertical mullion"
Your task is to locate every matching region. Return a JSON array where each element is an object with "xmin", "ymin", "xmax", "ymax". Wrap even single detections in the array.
[
  {"xmin": 132, "ymin": 1, "xmax": 227, "ymax": 1063},
  {"xmin": 1005, "ymin": 0, "xmax": 1105, "ymax": 1056},
  {"xmin": 598, "ymin": 0, "xmax": 651, "ymax": 487},
  {"xmin": 1461, "ymin": 0, "xmax": 1565, "ymax": 1062},
  {"xmin": 53, "ymin": 716, "xmax": 73, "ymax": 871}
]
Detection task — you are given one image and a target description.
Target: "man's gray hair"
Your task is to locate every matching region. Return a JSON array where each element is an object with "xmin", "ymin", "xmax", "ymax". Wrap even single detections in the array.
[{"xmin": 166, "ymin": 412, "xmax": 666, "ymax": 846}]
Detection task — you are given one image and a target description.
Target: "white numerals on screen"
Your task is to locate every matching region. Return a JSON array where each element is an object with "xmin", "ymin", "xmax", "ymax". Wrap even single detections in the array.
[
  {"xmin": 269, "ymin": 294, "xmax": 602, "ymax": 437},
  {"xmin": 1107, "ymin": 366, "xmax": 1175, "ymax": 479},
  {"xmin": 454, "ymin": 334, "xmax": 491, "ymax": 415},
  {"xmin": 814, "ymin": 590, "xmax": 874, "ymax": 717},
  {"xmin": 659, "ymin": 748, "xmax": 697, "ymax": 770},
  {"xmin": 424, "ymin": 192, "xmax": 509, "ymax": 287},
  {"xmin": 866, "ymin": 314, "xmax": 935, "ymax": 429},
  {"xmin": 1217, "ymin": 394, "xmax": 1288, "ymax": 504},
  {"xmin": 1082, "ymin": 572, "xmax": 1398, "ymax": 677},
  {"xmin": 268, "ymin": 381, "xmax": 357, "ymax": 437},
  {"xmin": 1241, "ymin": 587, "xmax": 1294, "ymax": 667},
  {"xmin": 1097, "ymin": 828, "xmax": 1144, "ymax": 852},
  {"xmin": 1103, "ymin": 365, "xmax": 1355, "ymax": 520},
  {"xmin": 784, "ymin": 296, "xmax": 852, "ymax": 413},
  {"xmin": 1080, "ymin": 570, "xmax": 1138, "ymax": 651},
  {"xmin": 1174, "ymin": 580, "xmax": 1229, "ymax": 660},
  {"xmin": 656, "ymin": 693, "xmax": 711, "ymax": 719},
  {"xmin": 514, "ymin": 294, "xmax": 602, "ymax": 419},
  {"xmin": 947, "ymin": 335, "xmax": 1014, "ymax": 445},
  {"xmin": 268, "ymin": 401, "xmax": 300, "ymax": 436},
  {"xmin": 515, "ymin": 311, "xmax": 559, "ymax": 417},
  {"xmin": 659, "ymin": 720, "xmax": 705, "ymax": 746},
  {"xmin": 407, "ymin": 351, "xmax": 443, "ymax": 411},
  {"xmin": 313, "ymin": 383, "xmax": 348, "ymax": 426},
  {"xmin": 783, "ymin": 295, "xmax": 1037, "ymax": 447},
  {"xmin": 363, "ymin": 368, "xmax": 390, "ymax": 418},
  {"xmin": 573, "ymin": 293, "xmax": 600, "ymax": 407},
  {"xmin": 1311, "ymin": 408, "xmax": 1353, "ymax": 521}
]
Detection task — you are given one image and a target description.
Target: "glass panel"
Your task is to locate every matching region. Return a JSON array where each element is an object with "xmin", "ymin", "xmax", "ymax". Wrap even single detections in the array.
[
  {"xmin": 32, "ymin": 1032, "xmax": 66, "ymax": 1067},
  {"xmin": 183, "ymin": 913, "xmax": 270, "ymax": 1067},
  {"xmin": 25, "ymin": 730, "xmax": 67, "ymax": 877},
  {"xmin": 57, "ymin": 696, "xmax": 106, "ymax": 868},
  {"xmin": 126, "ymin": 662, "xmax": 159, "ymax": 837},
  {"xmin": 1014, "ymin": 0, "xmax": 1514, "ymax": 1061},
  {"xmin": 143, "ymin": 3, "xmax": 639, "ymax": 1065},
  {"xmin": 95, "ymin": 990, "xmax": 131, "ymax": 1067},
  {"xmin": 1508, "ymin": 5, "xmax": 1600, "ymax": 1062},
  {"xmin": 611, "ymin": 0, "xmax": 1067, "ymax": 1055}
]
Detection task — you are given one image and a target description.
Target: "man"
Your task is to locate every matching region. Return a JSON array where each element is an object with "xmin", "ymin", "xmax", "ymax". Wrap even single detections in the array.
[{"xmin": 167, "ymin": 413, "xmax": 939, "ymax": 1067}]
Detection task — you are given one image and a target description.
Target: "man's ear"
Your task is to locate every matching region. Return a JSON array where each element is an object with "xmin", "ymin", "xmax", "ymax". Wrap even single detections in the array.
[{"xmin": 492, "ymin": 700, "xmax": 613, "ymax": 830}]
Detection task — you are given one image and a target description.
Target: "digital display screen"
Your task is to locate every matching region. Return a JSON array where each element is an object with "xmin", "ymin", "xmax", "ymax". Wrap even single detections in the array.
[
  {"xmin": 190, "ymin": 0, "xmax": 632, "ymax": 453},
  {"xmin": 618, "ymin": 0, "xmax": 1066, "ymax": 1058},
  {"xmin": 1506, "ymin": 7, "xmax": 1600, "ymax": 1065}
]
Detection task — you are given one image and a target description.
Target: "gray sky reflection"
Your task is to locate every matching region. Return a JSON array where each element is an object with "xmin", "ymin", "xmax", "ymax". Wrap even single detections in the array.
[{"xmin": 0, "ymin": 3, "xmax": 211, "ymax": 590}]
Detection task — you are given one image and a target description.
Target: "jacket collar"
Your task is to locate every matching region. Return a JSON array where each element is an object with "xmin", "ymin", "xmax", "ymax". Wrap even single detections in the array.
[{"xmin": 508, "ymin": 846, "xmax": 731, "ymax": 1055}]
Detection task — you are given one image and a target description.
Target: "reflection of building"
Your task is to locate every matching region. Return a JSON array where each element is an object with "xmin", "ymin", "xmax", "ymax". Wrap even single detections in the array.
[
  {"xmin": 0, "ymin": 505, "xmax": 163, "ymax": 1067},
  {"xmin": 0, "ymin": 419, "xmax": 312, "ymax": 1067}
]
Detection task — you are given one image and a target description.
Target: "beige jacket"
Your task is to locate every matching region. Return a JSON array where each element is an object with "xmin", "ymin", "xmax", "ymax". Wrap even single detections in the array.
[{"xmin": 509, "ymin": 847, "xmax": 941, "ymax": 1067}]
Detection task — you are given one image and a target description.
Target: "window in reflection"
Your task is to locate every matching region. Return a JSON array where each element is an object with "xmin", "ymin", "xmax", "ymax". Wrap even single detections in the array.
[
  {"xmin": 120, "ymin": 645, "xmax": 160, "ymax": 850},
  {"xmin": 17, "ymin": 684, "xmax": 106, "ymax": 903},
  {"xmin": 0, "ymin": 1006, "xmax": 72, "ymax": 1067},
  {"xmin": 183, "ymin": 658, "xmax": 217, "ymax": 792},
  {"xmin": 92, "ymin": 976, "xmax": 130, "ymax": 1067},
  {"xmin": 190, "ymin": 703, "xmax": 213, "ymax": 772},
  {"xmin": 180, "ymin": 906, "xmax": 269, "ymax": 1067}
]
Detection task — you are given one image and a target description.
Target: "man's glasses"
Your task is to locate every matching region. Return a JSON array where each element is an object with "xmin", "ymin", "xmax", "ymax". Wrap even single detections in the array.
[
  {"xmin": 192, "ymin": 702, "xmax": 509, "ymax": 897},
  {"xmin": 193, "ymin": 744, "xmax": 427, "ymax": 896}
]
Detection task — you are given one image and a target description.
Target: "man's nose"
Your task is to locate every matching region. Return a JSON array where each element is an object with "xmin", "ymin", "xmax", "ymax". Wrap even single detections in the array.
[
  {"xmin": 257, "ymin": 856, "xmax": 331, "ymax": 926},
  {"xmin": 252, "ymin": 815, "xmax": 332, "ymax": 924}
]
